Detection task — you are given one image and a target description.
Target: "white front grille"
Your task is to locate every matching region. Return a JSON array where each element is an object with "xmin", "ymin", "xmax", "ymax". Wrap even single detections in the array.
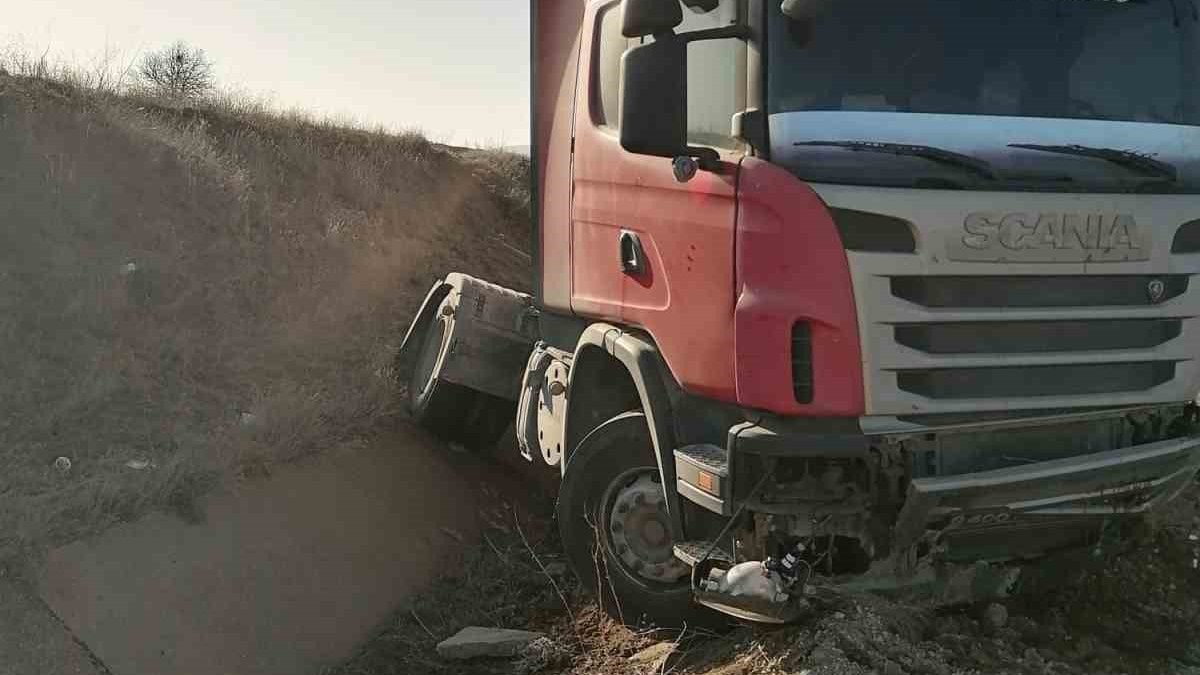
[{"xmin": 810, "ymin": 184, "xmax": 1200, "ymax": 416}]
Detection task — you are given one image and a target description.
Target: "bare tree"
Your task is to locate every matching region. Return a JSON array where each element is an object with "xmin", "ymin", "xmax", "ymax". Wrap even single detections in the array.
[{"xmin": 137, "ymin": 41, "xmax": 214, "ymax": 99}]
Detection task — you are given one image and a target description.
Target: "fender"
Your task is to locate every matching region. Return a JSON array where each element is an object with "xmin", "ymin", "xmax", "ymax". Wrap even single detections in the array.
[
  {"xmin": 397, "ymin": 273, "xmax": 536, "ymax": 401},
  {"xmin": 394, "ymin": 278, "xmax": 453, "ymax": 383},
  {"xmin": 566, "ymin": 323, "xmax": 685, "ymax": 539}
]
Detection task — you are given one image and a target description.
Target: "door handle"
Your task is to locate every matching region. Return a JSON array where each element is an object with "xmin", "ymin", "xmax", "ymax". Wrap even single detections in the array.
[{"xmin": 619, "ymin": 230, "xmax": 644, "ymax": 275}]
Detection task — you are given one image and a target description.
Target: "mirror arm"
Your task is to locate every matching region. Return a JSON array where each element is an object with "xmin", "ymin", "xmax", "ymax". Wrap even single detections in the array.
[
  {"xmin": 685, "ymin": 147, "xmax": 722, "ymax": 172},
  {"xmin": 679, "ymin": 24, "xmax": 751, "ymax": 43}
]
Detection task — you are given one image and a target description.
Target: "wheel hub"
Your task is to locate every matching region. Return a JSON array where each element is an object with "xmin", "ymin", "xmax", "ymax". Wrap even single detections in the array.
[{"xmin": 606, "ymin": 473, "xmax": 689, "ymax": 583}]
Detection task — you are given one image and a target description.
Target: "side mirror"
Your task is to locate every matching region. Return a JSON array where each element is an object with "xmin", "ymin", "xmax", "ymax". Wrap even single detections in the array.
[
  {"xmin": 622, "ymin": 0, "xmax": 683, "ymax": 38},
  {"xmin": 619, "ymin": 36, "xmax": 689, "ymax": 160},
  {"xmin": 619, "ymin": 2, "xmax": 748, "ymax": 172}
]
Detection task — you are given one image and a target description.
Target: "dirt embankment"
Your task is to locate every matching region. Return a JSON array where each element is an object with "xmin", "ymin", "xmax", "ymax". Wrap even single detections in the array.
[{"xmin": 0, "ymin": 73, "xmax": 531, "ymax": 565}]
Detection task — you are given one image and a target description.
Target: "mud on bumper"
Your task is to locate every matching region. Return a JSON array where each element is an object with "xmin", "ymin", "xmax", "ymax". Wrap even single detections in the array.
[{"xmin": 674, "ymin": 409, "xmax": 1200, "ymax": 616}]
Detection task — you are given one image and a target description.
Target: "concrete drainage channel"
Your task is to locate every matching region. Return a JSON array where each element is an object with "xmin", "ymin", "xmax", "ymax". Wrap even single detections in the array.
[
  {"xmin": 0, "ymin": 581, "xmax": 112, "ymax": 675},
  {"xmin": 5, "ymin": 429, "xmax": 490, "ymax": 675}
]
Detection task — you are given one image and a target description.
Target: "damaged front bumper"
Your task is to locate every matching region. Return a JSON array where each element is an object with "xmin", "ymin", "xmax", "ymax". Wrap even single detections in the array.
[
  {"xmin": 672, "ymin": 406, "xmax": 1200, "ymax": 622},
  {"xmin": 892, "ymin": 432, "xmax": 1200, "ymax": 567}
]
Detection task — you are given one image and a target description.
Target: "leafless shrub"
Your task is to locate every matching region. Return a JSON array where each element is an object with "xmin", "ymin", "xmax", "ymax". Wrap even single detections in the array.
[{"xmin": 136, "ymin": 41, "xmax": 214, "ymax": 99}]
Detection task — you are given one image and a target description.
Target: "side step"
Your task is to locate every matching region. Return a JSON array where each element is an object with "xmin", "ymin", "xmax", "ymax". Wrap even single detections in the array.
[
  {"xmin": 674, "ymin": 444, "xmax": 730, "ymax": 515},
  {"xmin": 672, "ymin": 540, "xmax": 734, "ymax": 567}
]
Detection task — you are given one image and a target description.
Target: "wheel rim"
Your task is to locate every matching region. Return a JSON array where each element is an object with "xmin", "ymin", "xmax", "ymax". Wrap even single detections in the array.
[
  {"xmin": 410, "ymin": 315, "xmax": 448, "ymax": 407},
  {"xmin": 602, "ymin": 469, "xmax": 689, "ymax": 585}
]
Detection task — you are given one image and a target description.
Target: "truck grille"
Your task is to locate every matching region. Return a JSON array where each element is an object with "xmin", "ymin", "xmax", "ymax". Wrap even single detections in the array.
[
  {"xmin": 891, "ymin": 274, "xmax": 1189, "ymax": 308},
  {"xmin": 897, "ymin": 361, "xmax": 1178, "ymax": 399},
  {"xmin": 860, "ymin": 271, "xmax": 1200, "ymax": 411},
  {"xmin": 806, "ymin": 184, "xmax": 1200, "ymax": 415},
  {"xmin": 894, "ymin": 319, "xmax": 1182, "ymax": 354}
]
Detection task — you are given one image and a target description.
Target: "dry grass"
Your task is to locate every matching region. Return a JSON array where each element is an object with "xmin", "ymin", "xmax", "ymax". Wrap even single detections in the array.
[
  {"xmin": 0, "ymin": 64, "xmax": 531, "ymax": 566},
  {"xmin": 325, "ymin": 480, "xmax": 677, "ymax": 675}
]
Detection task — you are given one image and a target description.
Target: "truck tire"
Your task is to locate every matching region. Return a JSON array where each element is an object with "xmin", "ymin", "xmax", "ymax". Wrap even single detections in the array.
[
  {"xmin": 557, "ymin": 411, "xmax": 723, "ymax": 629},
  {"xmin": 407, "ymin": 308, "xmax": 511, "ymax": 451}
]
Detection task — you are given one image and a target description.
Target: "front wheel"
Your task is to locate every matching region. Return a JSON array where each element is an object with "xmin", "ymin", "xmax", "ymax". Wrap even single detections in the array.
[{"xmin": 557, "ymin": 411, "xmax": 721, "ymax": 629}]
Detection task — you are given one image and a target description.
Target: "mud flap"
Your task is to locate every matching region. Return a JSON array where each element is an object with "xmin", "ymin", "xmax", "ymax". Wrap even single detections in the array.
[{"xmin": 394, "ymin": 279, "xmax": 452, "ymax": 384}]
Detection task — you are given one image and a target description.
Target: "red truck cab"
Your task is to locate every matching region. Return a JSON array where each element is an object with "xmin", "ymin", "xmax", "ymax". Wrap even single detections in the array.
[{"xmin": 400, "ymin": 0, "xmax": 1200, "ymax": 625}]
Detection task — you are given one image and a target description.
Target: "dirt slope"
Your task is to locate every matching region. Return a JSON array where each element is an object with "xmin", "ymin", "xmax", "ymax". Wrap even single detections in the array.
[{"xmin": 0, "ymin": 73, "xmax": 530, "ymax": 564}]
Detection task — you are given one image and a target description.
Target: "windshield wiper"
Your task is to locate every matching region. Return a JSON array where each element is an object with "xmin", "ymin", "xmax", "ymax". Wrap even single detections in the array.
[
  {"xmin": 793, "ymin": 140, "xmax": 998, "ymax": 180},
  {"xmin": 1008, "ymin": 143, "xmax": 1178, "ymax": 183}
]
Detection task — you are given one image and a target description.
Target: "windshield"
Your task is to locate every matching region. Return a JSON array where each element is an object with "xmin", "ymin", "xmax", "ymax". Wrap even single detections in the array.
[{"xmin": 768, "ymin": 0, "xmax": 1200, "ymax": 126}]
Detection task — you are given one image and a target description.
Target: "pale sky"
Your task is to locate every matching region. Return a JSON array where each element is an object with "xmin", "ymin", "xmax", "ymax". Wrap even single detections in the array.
[{"xmin": 8, "ymin": 0, "xmax": 531, "ymax": 146}]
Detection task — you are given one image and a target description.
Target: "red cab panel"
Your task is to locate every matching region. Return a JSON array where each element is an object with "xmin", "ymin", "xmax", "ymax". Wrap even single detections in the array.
[
  {"xmin": 572, "ymin": 130, "xmax": 741, "ymax": 403},
  {"xmin": 734, "ymin": 158, "xmax": 865, "ymax": 416},
  {"xmin": 569, "ymin": 2, "xmax": 739, "ymax": 401}
]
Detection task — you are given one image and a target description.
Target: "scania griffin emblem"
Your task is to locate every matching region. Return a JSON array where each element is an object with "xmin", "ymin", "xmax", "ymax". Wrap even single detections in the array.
[{"xmin": 1148, "ymin": 278, "xmax": 1167, "ymax": 303}]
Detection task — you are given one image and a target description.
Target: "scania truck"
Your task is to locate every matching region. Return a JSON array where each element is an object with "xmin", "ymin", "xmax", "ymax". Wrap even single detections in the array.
[{"xmin": 397, "ymin": 0, "xmax": 1200, "ymax": 625}]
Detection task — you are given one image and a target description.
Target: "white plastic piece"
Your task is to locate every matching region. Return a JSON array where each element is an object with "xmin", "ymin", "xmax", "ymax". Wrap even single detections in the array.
[{"xmin": 701, "ymin": 561, "xmax": 789, "ymax": 604}]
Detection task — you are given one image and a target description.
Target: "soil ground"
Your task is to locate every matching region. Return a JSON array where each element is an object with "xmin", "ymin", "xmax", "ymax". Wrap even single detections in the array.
[{"xmin": 28, "ymin": 424, "xmax": 509, "ymax": 675}]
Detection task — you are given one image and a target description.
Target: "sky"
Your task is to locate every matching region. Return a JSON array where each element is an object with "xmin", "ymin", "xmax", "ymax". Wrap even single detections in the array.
[{"xmin": 8, "ymin": 0, "xmax": 531, "ymax": 146}]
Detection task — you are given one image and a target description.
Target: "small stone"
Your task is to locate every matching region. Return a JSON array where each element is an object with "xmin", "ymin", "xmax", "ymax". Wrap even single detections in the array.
[
  {"xmin": 1073, "ymin": 635, "xmax": 1097, "ymax": 661},
  {"xmin": 629, "ymin": 642, "xmax": 676, "ymax": 670},
  {"xmin": 981, "ymin": 603, "xmax": 1008, "ymax": 633},
  {"xmin": 1095, "ymin": 640, "xmax": 1120, "ymax": 659},
  {"xmin": 807, "ymin": 644, "xmax": 842, "ymax": 665},
  {"xmin": 937, "ymin": 633, "xmax": 967, "ymax": 649},
  {"xmin": 1023, "ymin": 647, "xmax": 1044, "ymax": 665},
  {"xmin": 833, "ymin": 611, "xmax": 847, "ymax": 620},
  {"xmin": 1039, "ymin": 648, "xmax": 1061, "ymax": 662},
  {"xmin": 436, "ymin": 626, "xmax": 545, "ymax": 660},
  {"xmin": 53, "ymin": 457, "xmax": 72, "ymax": 472}
]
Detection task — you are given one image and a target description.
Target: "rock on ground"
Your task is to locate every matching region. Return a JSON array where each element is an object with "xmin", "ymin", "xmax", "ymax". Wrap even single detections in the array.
[
  {"xmin": 629, "ymin": 642, "xmax": 677, "ymax": 672},
  {"xmin": 436, "ymin": 626, "xmax": 546, "ymax": 660}
]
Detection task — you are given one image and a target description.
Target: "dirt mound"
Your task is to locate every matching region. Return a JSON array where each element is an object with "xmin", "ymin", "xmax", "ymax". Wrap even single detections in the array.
[{"xmin": 0, "ymin": 73, "xmax": 530, "ymax": 563}]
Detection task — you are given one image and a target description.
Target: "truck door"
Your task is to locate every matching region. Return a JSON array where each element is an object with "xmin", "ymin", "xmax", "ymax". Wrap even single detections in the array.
[{"xmin": 569, "ymin": 0, "xmax": 747, "ymax": 400}]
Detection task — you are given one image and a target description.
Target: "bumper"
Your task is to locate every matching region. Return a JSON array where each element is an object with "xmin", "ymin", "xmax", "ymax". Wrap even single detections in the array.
[
  {"xmin": 676, "ymin": 408, "xmax": 1200, "ymax": 573},
  {"xmin": 675, "ymin": 412, "xmax": 1199, "ymax": 621},
  {"xmin": 891, "ymin": 433, "xmax": 1200, "ymax": 563}
]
